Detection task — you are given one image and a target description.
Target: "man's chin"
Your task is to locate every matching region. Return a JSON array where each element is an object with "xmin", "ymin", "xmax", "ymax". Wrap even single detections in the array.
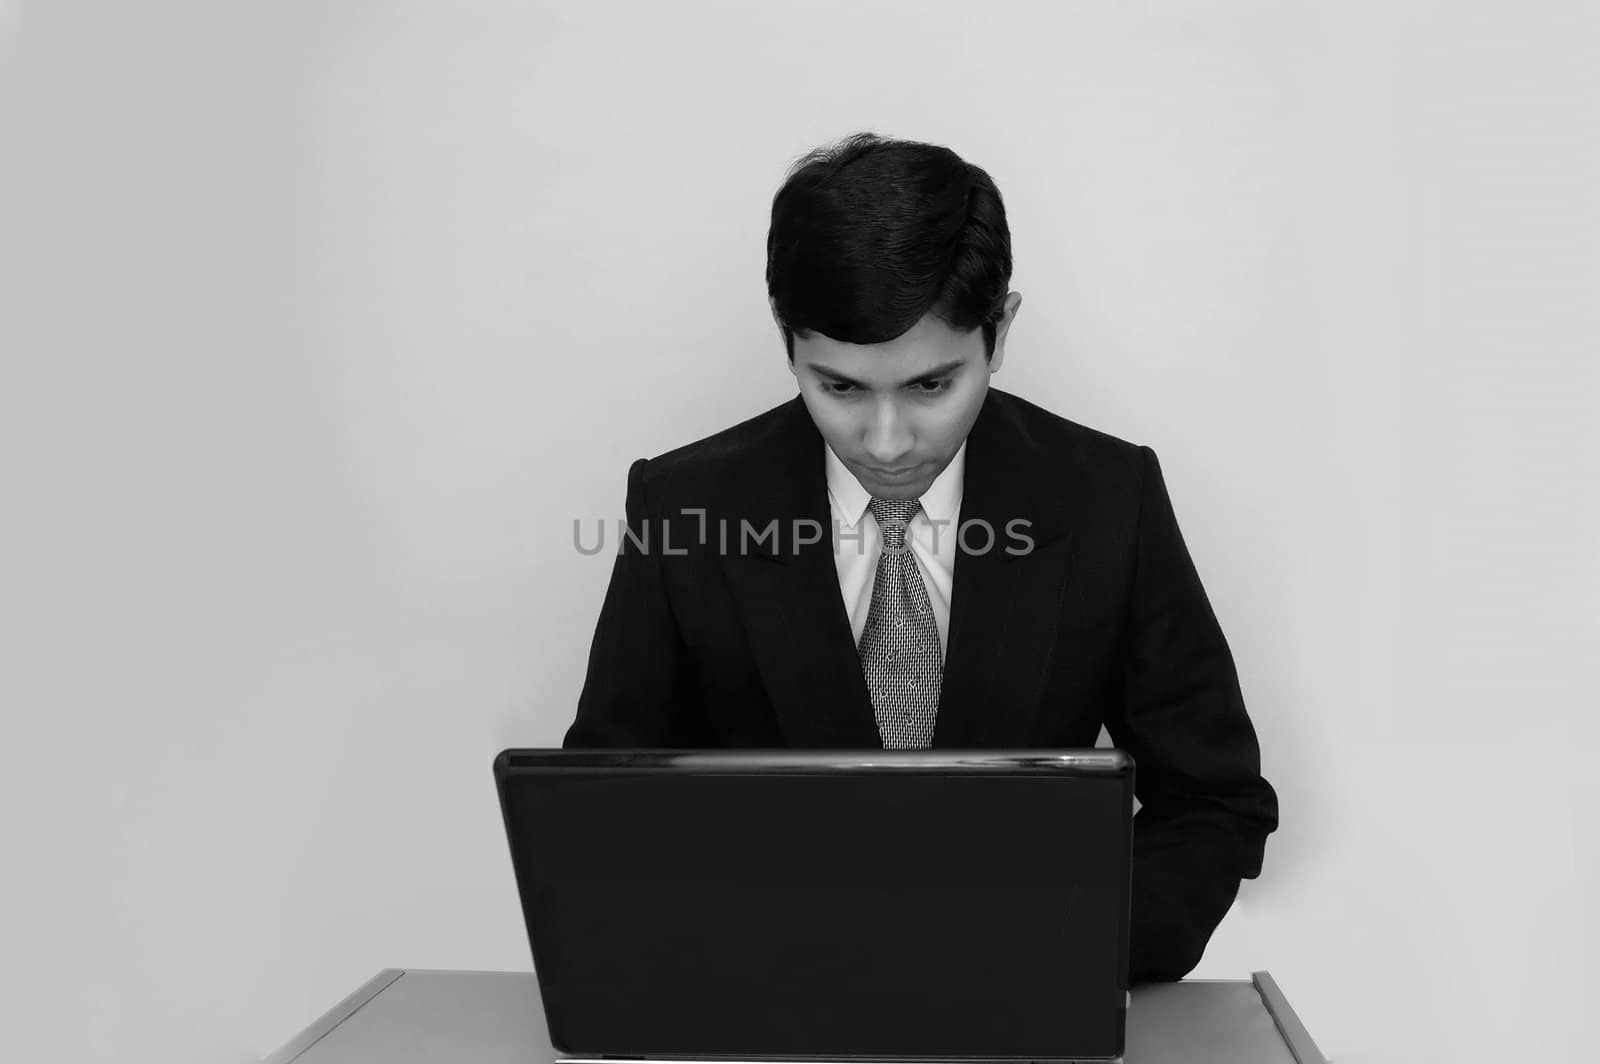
[
  {"xmin": 860, "ymin": 477, "xmax": 934, "ymax": 500},
  {"xmin": 845, "ymin": 460, "xmax": 942, "ymax": 500}
]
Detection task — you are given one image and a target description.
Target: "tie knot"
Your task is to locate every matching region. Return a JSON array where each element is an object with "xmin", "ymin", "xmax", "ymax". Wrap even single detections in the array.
[{"xmin": 869, "ymin": 497, "xmax": 922, "ymax": 550}]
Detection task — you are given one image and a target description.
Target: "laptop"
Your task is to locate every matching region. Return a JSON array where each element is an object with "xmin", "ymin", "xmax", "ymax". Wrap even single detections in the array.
[{"xmin": 494, "ymin": 749, "xmax": 1134, "ymax": 1063}]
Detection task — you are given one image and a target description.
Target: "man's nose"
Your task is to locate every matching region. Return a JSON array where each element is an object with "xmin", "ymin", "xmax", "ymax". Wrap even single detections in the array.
[{"xmin": 862, "ymin": 400, "xmax": 914, "ymax": 465}]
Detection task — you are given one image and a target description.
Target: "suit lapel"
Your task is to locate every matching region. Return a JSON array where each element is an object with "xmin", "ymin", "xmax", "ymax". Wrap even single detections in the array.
[
  {"xmin": 932, "ymin": 390, "xmax": 1076, "ymax": 747},
  {"xmin": 719, "ymin": 398, "xmax": 880, "ymax": 747}
]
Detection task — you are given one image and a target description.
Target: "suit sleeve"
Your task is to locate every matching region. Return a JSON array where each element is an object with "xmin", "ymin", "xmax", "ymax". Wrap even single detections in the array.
[
  {"xmin": 562, "ymin": 457, "xmax": 689, "ymax": 748},
  {"xmin": 1106, "ymin": 445, "xmax": 1280, "ymax": 983}
]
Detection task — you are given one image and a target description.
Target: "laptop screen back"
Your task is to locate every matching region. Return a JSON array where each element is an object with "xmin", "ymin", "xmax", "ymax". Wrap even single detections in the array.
[{"xmin": 496, "ymin": 750, "xmax": 1132, "ymax": 1061}]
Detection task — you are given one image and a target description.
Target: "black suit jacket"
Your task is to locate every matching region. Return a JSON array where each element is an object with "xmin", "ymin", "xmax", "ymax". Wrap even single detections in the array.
[{"xmin": 564, "ymin": 387, "xmax": 1279, "ymax": 983}]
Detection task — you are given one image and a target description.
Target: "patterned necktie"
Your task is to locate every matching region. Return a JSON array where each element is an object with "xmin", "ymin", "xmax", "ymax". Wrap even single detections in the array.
[{"xmin": 857, "ymin": 497, "xmax": 943, "ymax": 749}]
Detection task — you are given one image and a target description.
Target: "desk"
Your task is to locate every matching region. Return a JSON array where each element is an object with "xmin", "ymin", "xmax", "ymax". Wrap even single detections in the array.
[{"xmin": 264, "ymin": 969, "xmax": 1325, "ymax": 1064}]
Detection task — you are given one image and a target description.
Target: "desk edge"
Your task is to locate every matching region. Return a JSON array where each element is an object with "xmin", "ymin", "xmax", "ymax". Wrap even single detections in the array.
[
  {"xmin": 259, "ymin": 969, "xmax": 1321, "ymax": 1064},
  {"xmin": 261, "ymin": 968, "xmax": 405, "ymax": 1064},
  {"xmin": 1252, "ymin": 971, "xmax": 1328, "ymax": 1064}
]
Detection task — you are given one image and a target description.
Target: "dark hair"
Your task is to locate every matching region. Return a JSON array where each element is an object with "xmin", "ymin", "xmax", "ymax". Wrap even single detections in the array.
[{"xmin": 766, "ymin": 131, "xmax": 1012, "ymax": 361}]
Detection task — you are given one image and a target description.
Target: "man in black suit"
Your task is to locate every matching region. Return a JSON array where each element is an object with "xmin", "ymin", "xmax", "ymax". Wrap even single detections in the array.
[{"xmin": 564, "ymin": 132, "xmax": 1278, "ymax": 984}]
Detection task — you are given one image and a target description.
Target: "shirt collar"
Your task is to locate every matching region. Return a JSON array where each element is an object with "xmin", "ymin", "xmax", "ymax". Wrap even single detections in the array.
[
  {"xmin": 825, "ymin": 441, "xmax": 966, "ymax": 529},
  {"xmin": 920, "ymin": 442, "xmax": 965, "ymax": 528}
]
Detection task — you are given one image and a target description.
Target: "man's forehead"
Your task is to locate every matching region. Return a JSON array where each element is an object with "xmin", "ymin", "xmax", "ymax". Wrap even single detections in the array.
[{"xmin": 794, "ymin": 316, "xmax": 982, "ymax": 376}]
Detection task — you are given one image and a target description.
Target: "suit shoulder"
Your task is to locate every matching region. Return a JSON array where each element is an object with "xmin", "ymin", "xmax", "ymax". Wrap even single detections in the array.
[
  {"xmin": 628, "ymin": 397, "xmax": 801, "ymax": 499},
  {"xmin": 987, "ymin": 389, "xmax": 1147, "ymax": 472}
]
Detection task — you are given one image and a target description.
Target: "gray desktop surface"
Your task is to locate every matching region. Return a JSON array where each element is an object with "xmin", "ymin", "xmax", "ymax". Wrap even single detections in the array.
[{"xmin": 265, "ymin": 968, "xmax": 1323, "ymax": 1064}]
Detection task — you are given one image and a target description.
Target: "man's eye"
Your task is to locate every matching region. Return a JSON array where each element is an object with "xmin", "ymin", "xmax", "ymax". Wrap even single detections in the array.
[
  {"xmin": 824, "ymin": 381, "xmax": 858, "ymax": 395},
  {"xmin": 913, "ymin": 378, "xmax": 952, "ymax": 394}
]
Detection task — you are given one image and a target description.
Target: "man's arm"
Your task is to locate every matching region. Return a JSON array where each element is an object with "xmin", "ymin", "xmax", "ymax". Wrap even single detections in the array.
[
  {"xmin": 563, "ymin": 457, "xmax": 688, "ymax": 748},
  {"xmin": 1106, "ymin": 445, "xmax": 1280, "ymax": 983}
]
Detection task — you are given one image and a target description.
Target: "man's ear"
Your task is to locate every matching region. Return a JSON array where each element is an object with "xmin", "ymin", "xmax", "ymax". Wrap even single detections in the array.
[
  {"xmin": 771, "ymin": 296, "xmax": 797, "ymax": 372},
  {"xmin": 988, "ymin": 291, "xmax": 1022, "ymax": 375}
]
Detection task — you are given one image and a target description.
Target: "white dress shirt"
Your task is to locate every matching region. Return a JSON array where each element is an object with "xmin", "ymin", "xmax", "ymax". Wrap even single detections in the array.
[{"xmin": 824, "ymin": 442, "xmax": 966, "ymax": 661}]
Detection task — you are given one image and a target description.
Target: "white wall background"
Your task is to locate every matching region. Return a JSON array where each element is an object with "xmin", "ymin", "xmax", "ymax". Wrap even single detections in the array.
[{"xmin": 4, "ymin": 2, "xmax": 1596, "ymax": 1062}]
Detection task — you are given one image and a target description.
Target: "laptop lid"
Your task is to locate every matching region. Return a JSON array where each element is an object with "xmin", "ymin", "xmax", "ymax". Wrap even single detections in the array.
[{"xmin": 494, "ymin": 749, "xmax": 1133, "ymax": 1062}]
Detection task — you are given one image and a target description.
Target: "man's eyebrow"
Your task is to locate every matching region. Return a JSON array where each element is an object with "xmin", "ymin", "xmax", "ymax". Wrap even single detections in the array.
[{"xmin": 809, "ymin": 360, "xmax": 966, "ymax": 387}]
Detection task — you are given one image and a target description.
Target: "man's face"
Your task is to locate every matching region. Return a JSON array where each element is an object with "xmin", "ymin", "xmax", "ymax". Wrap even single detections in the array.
[{"xmin": 787, "ymin": 298, "xmax": 1017, "ymax": 500}]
